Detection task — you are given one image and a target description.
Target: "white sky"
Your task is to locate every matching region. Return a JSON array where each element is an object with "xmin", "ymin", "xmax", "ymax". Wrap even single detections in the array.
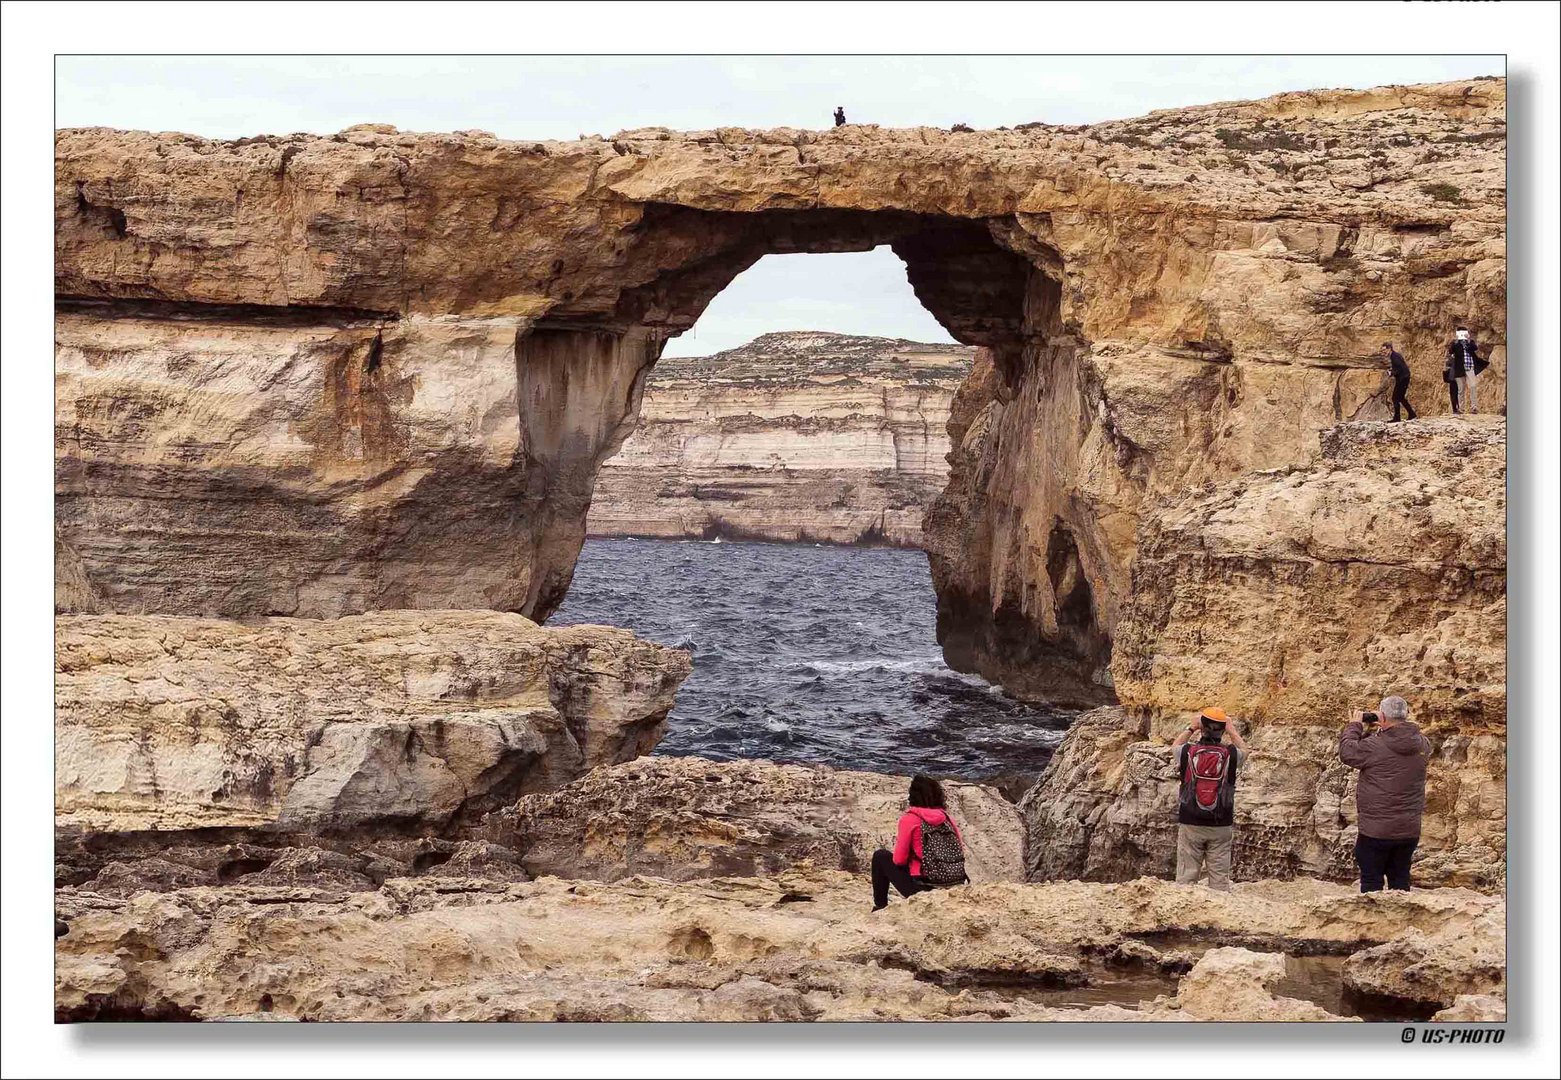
[{"xmin": 56, "ymin": 54, "xmax": 1502, "ymax": 355}]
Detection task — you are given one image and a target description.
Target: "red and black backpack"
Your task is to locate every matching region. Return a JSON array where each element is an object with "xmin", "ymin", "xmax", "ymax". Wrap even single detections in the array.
[{"xmin": 1178, "ymin": 743, "xmax": 1237, "ymax": 826}]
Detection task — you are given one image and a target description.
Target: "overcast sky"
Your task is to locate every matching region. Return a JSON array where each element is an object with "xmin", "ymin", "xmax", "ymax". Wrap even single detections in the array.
[{"xmin": 57, "ymin": 54, "xmax": 1501, "ymax": 355}]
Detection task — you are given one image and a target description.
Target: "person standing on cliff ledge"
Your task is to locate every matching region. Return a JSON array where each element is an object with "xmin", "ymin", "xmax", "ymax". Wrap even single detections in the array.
[
  {"xmin": 1170, "ymin": 708, "xmax": 1247, "ymax": 891},
  {"xmin": 1382, "ymin": 342, "xmax": 1417, "ymax": 422},
  {"xmin": 1339, "ymin": 696, "xmax": 1431, "ymax": 892},
  {"xmin": 1445, "ymin": 326, "xmax": 1486, "ymax": 415},
  {"xmin": 833, "ymin": 106, "xmax": 847, "ymax": 127}
]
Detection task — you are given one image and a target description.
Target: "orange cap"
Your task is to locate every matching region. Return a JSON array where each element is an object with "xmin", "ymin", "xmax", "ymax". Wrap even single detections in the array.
[{"xmin": 1200, "ymin": 707, "xmax": 1229, "ymax": 723}]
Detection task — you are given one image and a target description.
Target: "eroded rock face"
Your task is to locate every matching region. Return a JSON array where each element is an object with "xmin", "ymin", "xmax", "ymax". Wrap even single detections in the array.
[
  {"xmin": 496, "ymin": 755, "xmax": 1024, "ymax": 883},
  {"xmin": 1024, "ymin": 710, "xmax": 1503, "ymax": 892},
  {"xmin": 56, "ymin": 79, "xmax": 1506, "ymax": 700},
  {"xmin": 53, "ymin": 870, "xmax": 1501, "ymax": 1022},
  {"xmin": 586, "ymin": 332, "xmax": 973, "ymax": 546},
  {"xmin": 1344, "ymin": 905, "xmax": 1505, "ymax": 1015},
  {"xmin": 55, "ymin": 833, "xmax": 532, "ymax": 897},
  {"xmin": 1023, "ymin": 418, "xmax": 1505, "ymax": 890},
  {"xmin": 1113, "ymin": 417, "xmax": 1506, "ymax": 729},
  {"xmin": 50, "ymin": 83, "xmax": 1508, "ymax": 1021},
  {"xmin": 55, "ymin": 611, "xmax": 691, "ymax": 834},
  {"xmin": 54, "ymin": 306, "xmax": 653, "ymax": 620}
]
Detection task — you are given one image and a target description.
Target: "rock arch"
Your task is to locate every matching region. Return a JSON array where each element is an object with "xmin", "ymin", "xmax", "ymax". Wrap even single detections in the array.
[
  {"xmin": 509, "ymin": 203, "xmax": 1113, "ymax": 696},
  {"xmin": 54, "ymin": 79, "xmax": 1506, "ymax": 707}
]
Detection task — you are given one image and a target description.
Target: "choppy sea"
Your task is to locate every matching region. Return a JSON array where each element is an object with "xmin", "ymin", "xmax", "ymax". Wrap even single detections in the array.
[{"xmin": 551, "ymin": 538, "xmax": 1078, "ymax": 788}]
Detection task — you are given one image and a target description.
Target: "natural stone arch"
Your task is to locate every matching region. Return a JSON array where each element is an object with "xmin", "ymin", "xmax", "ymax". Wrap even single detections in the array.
[
  {"xmin": 514, "ymin": 204, "xmax": 1119, "ymax": 702},
  {"xmin": 49, "ymin": 80, "xmax": 1509, "ymax": 893},
  {"xmin": 53, "ymin": 79, "xmax": 1507, "ymax": 707}
]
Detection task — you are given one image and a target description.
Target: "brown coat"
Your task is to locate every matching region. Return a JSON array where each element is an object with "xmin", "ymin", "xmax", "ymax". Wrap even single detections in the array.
[{"xmin": 1339, "ymin": 720, "xmax": 1432, "ymax": 840}]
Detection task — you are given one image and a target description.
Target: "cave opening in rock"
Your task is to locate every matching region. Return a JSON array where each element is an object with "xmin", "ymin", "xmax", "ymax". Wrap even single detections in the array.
[{"xmin": 546, "ymin": 212, "xmax": 1113, "ymax": 782}]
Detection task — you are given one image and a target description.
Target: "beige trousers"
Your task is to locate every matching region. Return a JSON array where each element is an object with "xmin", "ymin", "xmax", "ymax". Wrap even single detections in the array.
[
  {"xmin": 1176, "ymin": 824, "xmax": 1234, "ymax": 890},
  {"xmin": 1456, "ymin": 371, "xmax": 1478, "ymax": 413}
]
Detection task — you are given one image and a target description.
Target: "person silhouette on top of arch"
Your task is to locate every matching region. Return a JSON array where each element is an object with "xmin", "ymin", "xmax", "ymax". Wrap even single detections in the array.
[{"xmin": 833, "ymin": 106, "xmax": 847, "ymax": 127}]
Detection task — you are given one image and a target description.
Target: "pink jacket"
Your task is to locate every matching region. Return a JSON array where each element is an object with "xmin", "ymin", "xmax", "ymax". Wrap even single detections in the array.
[{"xmin": 892, "ymin": 806, "xmax": 962, "ymax": 877}]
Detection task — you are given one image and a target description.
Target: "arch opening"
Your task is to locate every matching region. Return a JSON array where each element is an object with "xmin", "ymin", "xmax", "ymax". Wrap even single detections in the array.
[{"xmin": 531, "ymin": 206, "xmax": 1118, "ymax": 712}]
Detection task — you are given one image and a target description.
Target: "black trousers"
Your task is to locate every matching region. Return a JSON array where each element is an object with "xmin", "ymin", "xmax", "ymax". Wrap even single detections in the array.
[
  {"xmin": 1356, "ymin": 834, "xmax": 1418, "ymax": 892},
  {"xmin": 871, "ymin": 848, "xmax": 927, "ymax": 908},
  {"xmin": 1391, "ymin": 376, "xmax": 1417, "ymax": 421},
  {"xmin": 1446, "ymin": 374, "xmax": 1460, "ymax": 413}
]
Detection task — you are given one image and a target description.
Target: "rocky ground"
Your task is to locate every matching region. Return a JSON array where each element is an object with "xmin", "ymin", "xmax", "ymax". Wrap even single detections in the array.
[
  {"xmin": 492, "ymin": 755, "xmax": 1025, "ymax": 883},
  {"xmin": 55, "ymin": 749, "xmax": 1505, "ymax": 1023},
  {"xmin": 55, "ymin": 864, "xmax": 1504, "ymax": 1023},
  {"xmin": 586, "ymin": 332, "xmax": 973, "ymax": 546}
]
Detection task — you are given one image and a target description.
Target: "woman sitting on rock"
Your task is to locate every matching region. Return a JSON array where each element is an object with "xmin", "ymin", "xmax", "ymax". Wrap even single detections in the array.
[{"xmin": 871, "ymin": 775, "xmax": 968, "ymax": 910}]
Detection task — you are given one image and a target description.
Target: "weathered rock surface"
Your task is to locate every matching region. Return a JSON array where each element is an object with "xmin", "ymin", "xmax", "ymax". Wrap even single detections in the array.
[
  {"xmin": 1343, "ymin": 904, "xmax": 1505, "ymax": 1014},
  {"xmin": 54, "ymin": 870, "xmax": 1501, "ymax": 1022},
  {"xmin": 916, "ymin": 85, "xmax": 1507, "ymax": 701},
  {"xmin": 55, "ymin": 611, "xmax": 690, "ymax": 834},
  {"xmin": 1113, "ymin": 417, "xmax": 1506, "ymax": 729},
  {"xmin": 56, "ymin": 80, "xmax": 1506, "ymax": 705},
  {"xmin": 1172, "ymin": 947, "xmax": 1340, "ymax": 1022},
  {"xmin": 585, "ymin": 332, "xmax": 972, "ymax": 546},
  {"xmin": 1024, "ymin": 418, "xmax": 1505, "ymax": 890},
  {"xmin": 1432, "ymin": 994, "xmax": 1506, "ymax": 1022},
  {"xmin": 54, "ymin": 306, "xmax": 653, "ymax": 620},
  {"xmin": 496, "ymin": 755, "xmax": 1024, "ymax": 882},
  {"xmin": 55, "ymin": 832, "xmax": 532, "ymax": 897},
  {"xmin": 50, "ymin": 81, "xmax": 1508, "ymax": 1022}
]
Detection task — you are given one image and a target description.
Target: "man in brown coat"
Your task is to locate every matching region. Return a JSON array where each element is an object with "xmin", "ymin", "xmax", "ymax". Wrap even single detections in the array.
[{"xmin": 1339, "ymin": 695, "xmax": 1432, "ymax": 892}]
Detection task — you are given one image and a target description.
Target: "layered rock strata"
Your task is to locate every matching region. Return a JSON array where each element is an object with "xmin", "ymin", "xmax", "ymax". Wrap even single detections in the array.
[
  {"xmin": 584, "ymin": 332, "xmax": 972, "ymax": 546},
  {"xmin": 56, "ymin": 79, "xmax": 1506, "ymax": 705},
  {"xmin": 54, "ymin": 870, "xmax": 1502, "ymax": 1022},
  {"xmin": 54, "ymin": 305, "xmax": 652, "ymax": 620},
  {"xmin": 1111, "ymin": 417, "xmax": 1506, "ymax": 729},
  {"xmin": 56, "ymin": 611, "xmax": 691, "ymax": 835},
  {"xmin": 1022, "ymin": 417, "xmax": 1505, "ymax": 890}
]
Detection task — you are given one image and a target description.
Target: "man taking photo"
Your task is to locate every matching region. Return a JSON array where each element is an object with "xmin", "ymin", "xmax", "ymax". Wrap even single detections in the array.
[
  {"xmin": 1339, "ymin": 696, "xmax": 1432, "ymax": 892},
  {"xmin": 1170, "ymin": 707, "xmax": 1247, "ymax": 890}
]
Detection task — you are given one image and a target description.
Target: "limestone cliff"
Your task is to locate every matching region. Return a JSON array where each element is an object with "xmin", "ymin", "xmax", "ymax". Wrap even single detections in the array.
[
  {"xmin": 1023, "ymin": 418, "xmax": 1505, "ymax": 890},
  {"xmin": 585, "ymin": 332, "xmax": 972, "ymax": 546},
  {"xmin": 55, "ymin": 79, "xmax": 1506, "ymax": 711}
]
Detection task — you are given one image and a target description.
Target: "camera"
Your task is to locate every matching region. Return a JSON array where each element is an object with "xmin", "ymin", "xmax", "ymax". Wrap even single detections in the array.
[{"xmin": 1361, "ymin": 712, "xmax": 1379, "ymax": 726}]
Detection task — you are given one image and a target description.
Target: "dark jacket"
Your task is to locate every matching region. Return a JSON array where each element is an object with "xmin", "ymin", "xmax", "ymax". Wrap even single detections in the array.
[
  {"xmin": 1339, "ymin": 720, "xmax": 1431, "ymax": 840},
  {"xmin": 1446, "ymin": 338, "xmax": 1480, "ymax": 377},
  {"xmin": 1387, "ymin": 349, "xmax": 1410, "ymax": 381}
]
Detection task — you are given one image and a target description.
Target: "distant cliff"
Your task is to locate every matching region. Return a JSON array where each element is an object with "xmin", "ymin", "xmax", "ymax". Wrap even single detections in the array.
[{"xmin": 586, "ymin": 332, "xmax": 974, "ymax": 547}]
